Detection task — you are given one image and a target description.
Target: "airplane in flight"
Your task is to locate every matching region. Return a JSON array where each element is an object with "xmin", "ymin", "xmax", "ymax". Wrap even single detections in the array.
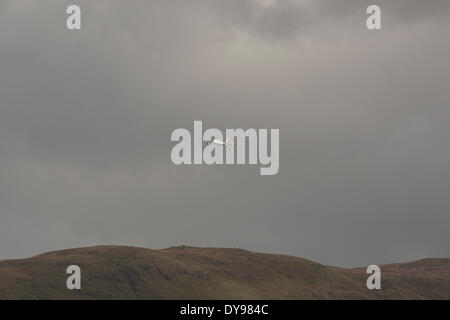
[{"xmin": 205, "ymin": 137, "xmax": 234, "ymax": 146}]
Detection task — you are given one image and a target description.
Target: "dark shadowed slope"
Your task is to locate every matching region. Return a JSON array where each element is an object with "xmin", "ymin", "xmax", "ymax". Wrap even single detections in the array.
[{"xmin": 0, "ymin": 246, "xmax": 449, "ymax": 299}]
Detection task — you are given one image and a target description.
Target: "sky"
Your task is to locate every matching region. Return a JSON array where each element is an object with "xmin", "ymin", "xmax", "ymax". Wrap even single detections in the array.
[{"xmin": 0, "ymin": 0, "xmax": 449, "ymax": 267}]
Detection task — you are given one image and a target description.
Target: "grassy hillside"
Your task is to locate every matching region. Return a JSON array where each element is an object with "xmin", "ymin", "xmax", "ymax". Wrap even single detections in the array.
[{"xmin": 0, "ymin": 246, "xmax": 448, "ymax": 299}]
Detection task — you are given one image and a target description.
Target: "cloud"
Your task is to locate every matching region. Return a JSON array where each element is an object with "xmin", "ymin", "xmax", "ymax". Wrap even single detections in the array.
[{"xmin": 0, "ymin": 0, "xmax": 449, "ymax": 267}]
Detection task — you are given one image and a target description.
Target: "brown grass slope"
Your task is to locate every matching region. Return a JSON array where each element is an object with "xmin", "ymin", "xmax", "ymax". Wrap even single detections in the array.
[{"xmin": 0, "ymin": 246, "xmax": 448, "ymax": 299}]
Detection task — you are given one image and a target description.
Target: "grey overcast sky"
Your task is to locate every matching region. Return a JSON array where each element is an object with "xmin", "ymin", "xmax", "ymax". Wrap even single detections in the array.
[{"xmin": 0, "ymin": 0, "xmax": 449, "ymax": 267}]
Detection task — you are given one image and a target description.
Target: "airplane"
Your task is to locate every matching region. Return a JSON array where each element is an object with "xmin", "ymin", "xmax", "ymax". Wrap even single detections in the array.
[{"xmin": 205, "ymin": 137, "xmax": 234, "ymax": 146}]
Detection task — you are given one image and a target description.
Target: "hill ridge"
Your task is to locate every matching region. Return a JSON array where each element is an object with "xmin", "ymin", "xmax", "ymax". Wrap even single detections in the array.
[{"xmin": 0, "ymin": 245, "xmax": 449, "ymax": 299}]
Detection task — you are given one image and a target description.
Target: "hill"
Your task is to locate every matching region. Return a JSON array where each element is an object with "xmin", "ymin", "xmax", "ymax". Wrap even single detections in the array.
[{"xmin": 0, "ymin": 246, "xmax": 449, "ymax": 299}]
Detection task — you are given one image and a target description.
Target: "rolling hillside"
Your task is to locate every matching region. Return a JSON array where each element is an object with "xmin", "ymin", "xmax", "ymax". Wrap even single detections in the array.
[{"xmin": 0, "ymin": 246, "xmax": 449, "ymax": 299}]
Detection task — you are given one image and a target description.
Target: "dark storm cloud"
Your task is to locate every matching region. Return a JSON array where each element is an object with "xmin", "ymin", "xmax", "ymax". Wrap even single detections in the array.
[
  {"xmin": 207, "ymin": 0, "xmax": 450, "ymax": 41},
  {"xmin": 0, "ymin": 0, "xmax": 449, "ymax": 267}
]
